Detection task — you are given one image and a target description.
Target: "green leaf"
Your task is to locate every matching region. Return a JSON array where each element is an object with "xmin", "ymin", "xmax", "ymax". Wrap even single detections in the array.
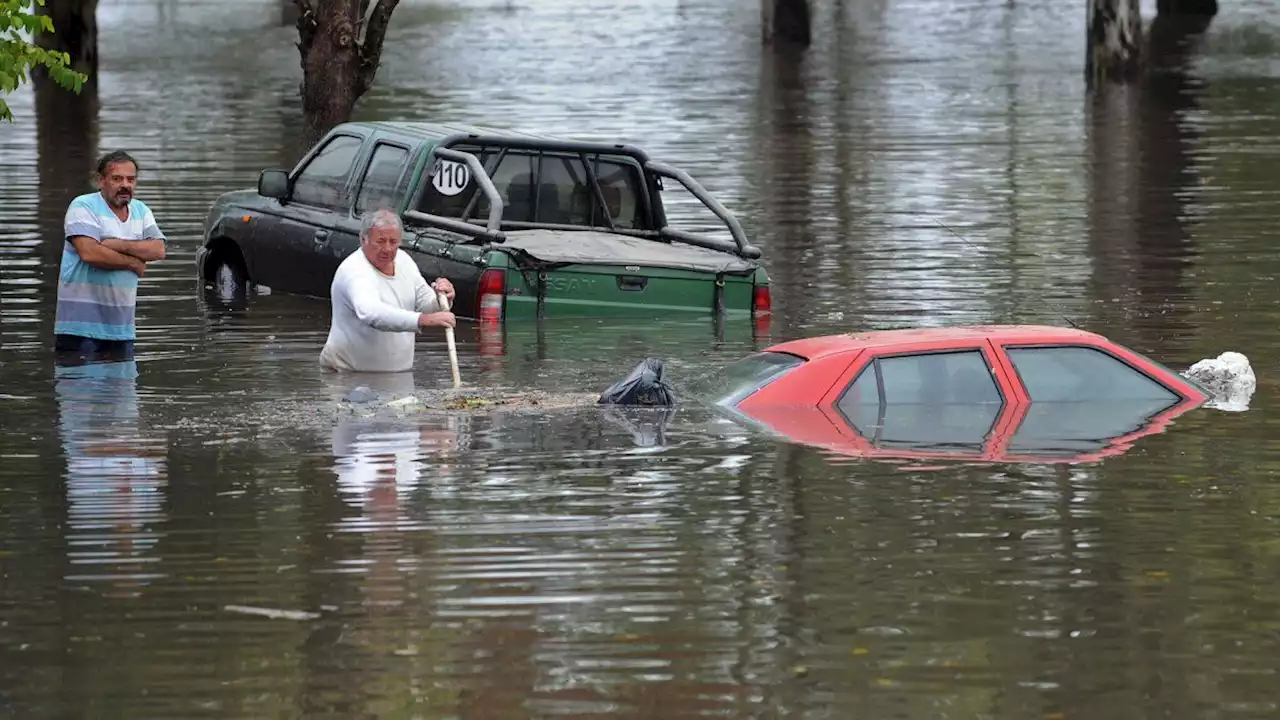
[{"xmin": 0, "ymin": 0, "xmax": 88, "ymax": 122}]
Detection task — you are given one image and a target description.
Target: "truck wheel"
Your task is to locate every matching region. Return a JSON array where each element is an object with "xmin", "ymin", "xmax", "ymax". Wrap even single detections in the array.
[{"xmin": 207, "ymin": 253, "xmax": 249, "ymax": 302}]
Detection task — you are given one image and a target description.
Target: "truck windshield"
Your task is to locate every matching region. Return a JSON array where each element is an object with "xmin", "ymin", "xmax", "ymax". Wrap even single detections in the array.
[{"xmin": 689, "ymin": 352, "xmax": 806, "ymax": 406}]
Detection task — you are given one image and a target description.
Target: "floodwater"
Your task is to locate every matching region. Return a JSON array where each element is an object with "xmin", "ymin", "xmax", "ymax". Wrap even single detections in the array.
[{"xmin": 2, "ymin": 0, "xmax": 1280, "ymax": 716}]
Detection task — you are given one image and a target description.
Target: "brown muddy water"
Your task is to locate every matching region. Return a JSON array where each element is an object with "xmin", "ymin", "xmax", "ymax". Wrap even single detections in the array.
[{"xmin": 3, "ymin": 0, "xmax": 1280, "ymax": 717}]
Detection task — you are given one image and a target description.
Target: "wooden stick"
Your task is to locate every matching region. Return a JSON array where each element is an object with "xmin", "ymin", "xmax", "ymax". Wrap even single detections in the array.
[{"xmin": 437, "ymin": 290, "xmax": 461, "ymax": 389}]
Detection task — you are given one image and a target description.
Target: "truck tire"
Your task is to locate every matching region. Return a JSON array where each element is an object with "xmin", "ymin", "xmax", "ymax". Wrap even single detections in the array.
[{"xmin": 204, "ymin": 243, "xmax": 250, "ymax": 302}]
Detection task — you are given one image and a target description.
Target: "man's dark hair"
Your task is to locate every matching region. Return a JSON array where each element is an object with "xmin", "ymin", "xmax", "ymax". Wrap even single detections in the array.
[{"xmin": 96, "ymin": 150, "xmax": 138, "ymax": 176}]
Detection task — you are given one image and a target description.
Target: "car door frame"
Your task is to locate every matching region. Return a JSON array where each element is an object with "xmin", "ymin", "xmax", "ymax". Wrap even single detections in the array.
[
  {"xmin": 327, "ymin": 135, "xmax": 418, "ymax": 282},
  {"xmin": 983, "ymin": 339, "xmax": 1204, "ymax": 461},
  {"xmin": 272, "ymin": 128, "xmax": 372, "ymax": 296},
  {"xmin": 814, "ymin": 340, "xmax": 1027, "ymax": 462}
]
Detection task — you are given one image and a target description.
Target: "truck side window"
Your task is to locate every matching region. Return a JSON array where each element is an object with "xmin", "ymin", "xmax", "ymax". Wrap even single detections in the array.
[
  {"xmin": 592, "ymin": 157, "xmax": 646, "ymax": 230},
  {"xmin": 291, "ymin": 134, "xmax": 364, "ymax": 210},
  {"xmin": 355, "ymin": 143, "xmax": 410, "ymax": 214}
]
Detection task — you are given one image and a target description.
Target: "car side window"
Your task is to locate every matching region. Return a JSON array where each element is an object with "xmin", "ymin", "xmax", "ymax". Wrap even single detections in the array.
[
  {"xmin": 837, "ymin": 364, "xmax": 881, "ymax": 436},
  {"xmin": 355, "ymin": 143, "xmax": 410, "ymax": 214},
  {"xmin": 291, "ymin": 134, "xmax": 364, "ymax": 210},
  {"xmin": 878, "ymin": 351, "xmax": 1002, "ymax": 404},
  {"xmin": 834, "ymin": 351, "xmax": 1003, "ymax": 453},
  {"xmin": 1005, "ymin": 346, "xmax": 1178, "ymax": 402}
]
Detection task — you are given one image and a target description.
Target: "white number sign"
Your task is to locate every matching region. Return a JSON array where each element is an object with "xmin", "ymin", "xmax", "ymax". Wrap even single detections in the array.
[{"xmin": 432, "ymin": 160, "xmax": 471, "ymax": 196}]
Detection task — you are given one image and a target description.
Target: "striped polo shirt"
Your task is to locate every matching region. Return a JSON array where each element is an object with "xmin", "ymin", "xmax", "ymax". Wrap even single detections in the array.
[{"xmin": 55, "ymin": 192, "xmax": 166, "ymax": 341}]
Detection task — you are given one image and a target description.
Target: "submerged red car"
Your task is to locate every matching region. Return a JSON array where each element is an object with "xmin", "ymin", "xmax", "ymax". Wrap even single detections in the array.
[{"xmin": 698, "ymin": 325, "xmax": 1210, "ymax": 465}]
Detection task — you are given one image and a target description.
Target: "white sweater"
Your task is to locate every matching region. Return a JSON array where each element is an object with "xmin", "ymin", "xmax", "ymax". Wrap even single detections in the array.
[{"xmin": 319, "ymin": 249, "xmax": 443, "ymax": 373}]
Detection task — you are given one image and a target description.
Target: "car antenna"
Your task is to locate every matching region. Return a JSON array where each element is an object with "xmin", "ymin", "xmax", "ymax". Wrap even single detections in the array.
[{"xmin": 922, "ymin": 215, "xmax": 1084, "ymax": 331}]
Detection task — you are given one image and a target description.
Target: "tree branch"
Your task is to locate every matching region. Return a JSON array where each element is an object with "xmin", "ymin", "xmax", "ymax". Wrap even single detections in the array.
[{"xmin": 358, "ymin": 0, "xmax": 400, "ymax": 93}]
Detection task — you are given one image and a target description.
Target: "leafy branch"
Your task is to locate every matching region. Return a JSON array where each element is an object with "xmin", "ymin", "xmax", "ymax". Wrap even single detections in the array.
[{"xmin": 0, "ymin": 0, "xmax": 89, "ymax": 123}]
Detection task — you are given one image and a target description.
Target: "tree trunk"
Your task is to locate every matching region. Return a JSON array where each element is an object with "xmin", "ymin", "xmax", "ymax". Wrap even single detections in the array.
[
  {"xmin": 1086, "ymin": 0, "xmax": 1143, "ymax": 85},
  {"xmin": 293, "ymin": 0, "xmax": 400, "ymax": 152},
  {"xmin": 34, "ymin": 0, "xmax": 100, "ymax": 79},
  {"xmin": 280, "ymin": 0, "xmax": 300, "ymax": 27},
  {"xmin": 34, "ymin": 0, "xmax": 100, "ymax": 287},
  {"xmin": 1156, "ymin": 0, "xmax": 1218, "ymax": 16},
  {"xmin": 762, "ymin": 0, "xmax": 811, "ymax": 48}
]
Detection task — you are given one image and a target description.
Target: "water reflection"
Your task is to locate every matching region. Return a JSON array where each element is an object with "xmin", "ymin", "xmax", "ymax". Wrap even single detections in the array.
[
  {"xmin": 733, "ymin": 396, "xmax": 1202, "ymax": 468},
  {"xmin": 600, "ymin": 406, "xmax": 677, "ymax": 448},
  {"xmin": 1086, "ymin": 13, "xmax": 1209, "ymax": 355},
  {"xmin": 755, "ymin": 45, "xmax": 814, "ymax": 336},
  {"xmin": 331, "ymin": 413, "xmax": 462, "ymax": 523},
  {"xmin": 3, "ymin": 0, "xmax": 1280, "ymax": 716},
  {"xmin": 55, "ymin": 359, "xmax": 168, "ymax": 597}
]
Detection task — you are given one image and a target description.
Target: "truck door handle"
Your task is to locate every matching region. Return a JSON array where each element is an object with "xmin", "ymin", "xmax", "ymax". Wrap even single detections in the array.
[
  {"xmin": 314, "ymin": 230, "xmax": 330, "ymax": 245},
  {"xmin": 617, "ymin": 275, "xmax": 648, "ymax": 291}
]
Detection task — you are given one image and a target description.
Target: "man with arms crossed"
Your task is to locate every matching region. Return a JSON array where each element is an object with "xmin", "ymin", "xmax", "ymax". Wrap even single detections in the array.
[
  {"xmin": 320, "ymin": 208, "xmax": 457, "ymax": 373},
  {"xmin": 55, "ymin": 150, "xmax": 167, "ymax": 362}
]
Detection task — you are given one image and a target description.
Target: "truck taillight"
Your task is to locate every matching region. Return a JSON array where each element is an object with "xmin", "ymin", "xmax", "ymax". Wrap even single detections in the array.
[
  {"xmin": 478, "ymin": 268, "xmax": 505, "ymax": 322},
  {"xmin": 753, "ymin": 284, "xmax": 772, "ymax": 315}
]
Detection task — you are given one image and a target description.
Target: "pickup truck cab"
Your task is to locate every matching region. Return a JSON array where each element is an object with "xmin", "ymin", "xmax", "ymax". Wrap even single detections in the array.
[{"xmin": 198, "ymin": 121, "xmax": 771, "ymax": 321}]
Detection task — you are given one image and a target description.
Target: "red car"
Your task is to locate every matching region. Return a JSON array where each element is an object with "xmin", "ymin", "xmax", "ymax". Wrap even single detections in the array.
[{"xmin": 700, "ymin": 325, "xmax": 1210, "ymax": 465}]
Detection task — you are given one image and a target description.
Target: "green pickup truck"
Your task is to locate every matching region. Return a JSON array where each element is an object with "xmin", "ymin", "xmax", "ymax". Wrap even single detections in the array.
[{"xmin": 198, "ymin": 122, "xmax": 771, "ymax": 322}]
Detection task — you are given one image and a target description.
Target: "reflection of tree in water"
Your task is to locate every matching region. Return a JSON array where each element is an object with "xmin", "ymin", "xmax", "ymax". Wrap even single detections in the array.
[
  {"xmin": 55, "ymin": 360, "xmax": 169, "ymax": 599},
  {"xmin": 1087, "ymin": 16, "xmax": 1212, "ymax": 353},
  {"xmin": 755, "ymin": 43, "xmax": 813, "ymax": 337}
]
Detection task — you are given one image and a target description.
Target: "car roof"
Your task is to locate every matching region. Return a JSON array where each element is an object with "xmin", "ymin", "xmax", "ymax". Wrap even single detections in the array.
[
  {"xmin": 356, "ymin": 121, "xmax": 570, "ymax": 143},
  {"xmin": 764, "ymin": 324, "xmax": 1111, "ymax": 360}
]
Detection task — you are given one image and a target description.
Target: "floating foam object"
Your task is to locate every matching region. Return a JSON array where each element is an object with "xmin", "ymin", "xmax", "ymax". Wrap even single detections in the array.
[{"xmin": 1183, "ymin": 351, "xmax": 1257, "ymax": 412}]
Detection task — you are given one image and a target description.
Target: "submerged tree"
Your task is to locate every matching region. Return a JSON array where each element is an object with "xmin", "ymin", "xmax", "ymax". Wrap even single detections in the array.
[
  {"xmin": 1086, "ymin": 0, "xmax": 1143, "ymax": 85},
  {"xmin": 761, "ymin": 0, "xmax": 811, "ymax": 48},
  {"xmin": 0, "ymin": 0, "xmax": 89, "ymax": 122},
  {"xmin": 293, "ymin": 0, "xmax": 401, "ymax": 150}
]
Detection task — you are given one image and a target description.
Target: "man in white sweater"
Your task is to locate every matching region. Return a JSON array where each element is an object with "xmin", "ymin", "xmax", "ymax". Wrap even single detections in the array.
[{"xmin": 319, "ymin": 209, "xmax": 457, "ymax": 373}]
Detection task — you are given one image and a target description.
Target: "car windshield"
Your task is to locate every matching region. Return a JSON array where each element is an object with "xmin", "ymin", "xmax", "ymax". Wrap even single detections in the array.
[{"xmin": 688, "ymin": 351, "xmax": 806, "ymax": 406}]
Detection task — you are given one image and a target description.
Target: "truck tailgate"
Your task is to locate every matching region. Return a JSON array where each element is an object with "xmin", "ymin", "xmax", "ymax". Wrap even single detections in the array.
[
  {"xmin": 489, "ymin": 229, "xmax": 761, "ymax": 318},
  {"xmin": 503, "ymin": 263, "xmax": 755, "ymax": 317}
]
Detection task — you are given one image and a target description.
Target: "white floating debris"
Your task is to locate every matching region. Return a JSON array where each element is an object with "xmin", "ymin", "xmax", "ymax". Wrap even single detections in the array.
[
  {"xmin": 386, "ymin": 395, "xmax": 421, "ymax": 408},
  {"xmin": 1183, "ymin": 351, "xmax": 1257, "ymax": 412},
  {"xmin": 224, "ymin": 605, "xmax": 321, "ymax": 621}
]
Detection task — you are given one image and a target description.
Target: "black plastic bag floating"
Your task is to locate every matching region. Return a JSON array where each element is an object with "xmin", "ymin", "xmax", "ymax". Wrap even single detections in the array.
[{"xmin": 597, "ymin": 358, "xmax": 676, "ymax": 407}]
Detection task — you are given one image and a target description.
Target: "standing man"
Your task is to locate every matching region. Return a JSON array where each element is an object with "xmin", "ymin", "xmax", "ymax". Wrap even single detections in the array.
[
  {"xmin": 320, "ymin": 208, "xmax": 457, "ymax": 373},
  {"xmin": 55, "ymin": 150, "xmax": 167, "ymax": 362}
]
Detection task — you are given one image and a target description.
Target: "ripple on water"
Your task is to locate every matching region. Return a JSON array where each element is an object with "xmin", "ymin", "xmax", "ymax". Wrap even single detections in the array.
[{"xmin": 3, "ymin": 0, "xmax": 1280, "ymax": 717}]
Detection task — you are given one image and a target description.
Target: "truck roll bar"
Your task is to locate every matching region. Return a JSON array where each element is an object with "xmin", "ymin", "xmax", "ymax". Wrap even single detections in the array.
[
  {"xmin": 645, "ymin": 161, "xmax": 762, "ymax": 260},
  {"xmin": 404, "ymin": 147, "xmax": 506, "ymax": 242}
]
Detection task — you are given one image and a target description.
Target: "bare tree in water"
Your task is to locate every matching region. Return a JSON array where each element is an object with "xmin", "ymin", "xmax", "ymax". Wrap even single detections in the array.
[
  {"xmin": 293, "ymin": 0, "xmax": 400, "ymax": 150},
  {"xmin": 1086, "ymin": 0, "xmax": 1143, "ymax": 84},
  {"xmin": 761, "ymin": 0, "xmax": 811, "ymax": 48}
]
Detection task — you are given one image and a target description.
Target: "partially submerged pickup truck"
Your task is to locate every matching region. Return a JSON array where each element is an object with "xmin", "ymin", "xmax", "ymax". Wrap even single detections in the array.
[{"xmin": 198, "ymin": 122, "xmax": 771, "ymax": 321}]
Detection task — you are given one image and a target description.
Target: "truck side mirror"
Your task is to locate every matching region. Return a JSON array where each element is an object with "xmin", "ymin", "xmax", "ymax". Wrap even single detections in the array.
[{"xmin": 258, "ymin": 169, "xmax": 291, "ymax": 201}]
